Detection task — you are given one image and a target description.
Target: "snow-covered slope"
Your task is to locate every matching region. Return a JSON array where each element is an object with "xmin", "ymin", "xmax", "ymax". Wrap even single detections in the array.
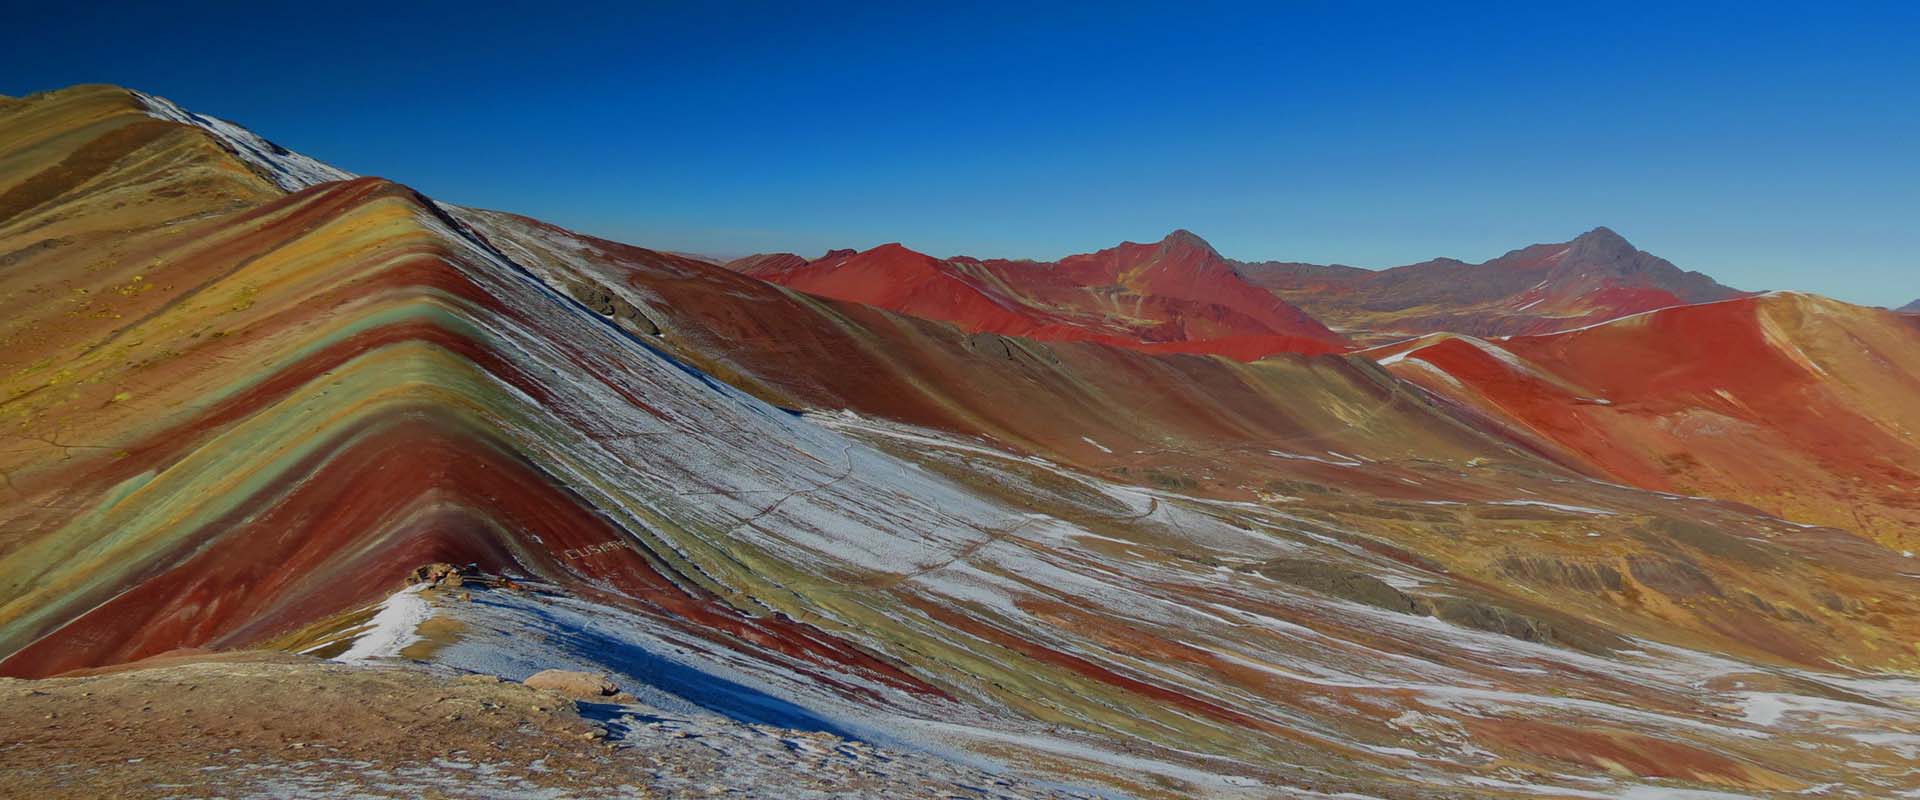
[{"xmin": 133, "ymin": 89, "xmax": 355, "ymax": 191}]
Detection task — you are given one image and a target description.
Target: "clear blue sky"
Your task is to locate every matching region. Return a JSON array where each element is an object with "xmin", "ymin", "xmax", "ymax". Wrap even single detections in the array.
[{"xmin": 8, "ymin": 2, "xmax": 1917, "ymax": 305}]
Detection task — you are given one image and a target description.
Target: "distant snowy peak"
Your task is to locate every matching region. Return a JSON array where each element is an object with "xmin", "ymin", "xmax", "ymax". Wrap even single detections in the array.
[{"xmin": 133, "ymin": 90, "xmax": 354, "ymax": 192}]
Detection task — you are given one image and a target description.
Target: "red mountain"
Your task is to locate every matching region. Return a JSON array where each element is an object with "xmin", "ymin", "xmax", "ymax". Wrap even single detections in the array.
[
  {"xmin": 1364, "ymin": 292, "xmax": 1920, "ymax": 546},
  {"xmin": 728, "ymin": 230, "xmax": 1349, "ymax": 359},
  {"xmin": 1236, "ymin": 227, "xmax": 1747, "ymax": 343}
]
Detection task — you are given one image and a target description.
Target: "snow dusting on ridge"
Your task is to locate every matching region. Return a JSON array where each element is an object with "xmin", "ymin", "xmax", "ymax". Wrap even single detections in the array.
[{"xmin": 134, "ymin": 90, "xmax": 355, "ymax": 191}]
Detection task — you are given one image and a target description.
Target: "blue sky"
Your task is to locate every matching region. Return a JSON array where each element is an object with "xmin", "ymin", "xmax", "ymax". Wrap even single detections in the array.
[{"xmin": 8, "ymin": 2, "xmax": 1918, "ymax": 305}]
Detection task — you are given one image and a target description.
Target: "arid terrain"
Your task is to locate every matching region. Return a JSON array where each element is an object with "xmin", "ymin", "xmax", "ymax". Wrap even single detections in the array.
[
  {"xmin": 0, "ymin": 647, "xmax": 1088, "ymax": 799},
  {"xmin": 1, "ymin": 84, "xmax": 1917, "ymax": 798}
]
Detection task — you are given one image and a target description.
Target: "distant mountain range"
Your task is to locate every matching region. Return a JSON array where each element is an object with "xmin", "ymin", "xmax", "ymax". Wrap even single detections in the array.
[
  {"xmin": 1234, "ymin": 225, "xmax": 1746, "ymax": 342},
  {"xmin": 731, "ymin": 226, "xmax": 1749, "ymax": 354},
  {"xmin": 1899, "ymin": 298, "xmax": 1920, "ymax": 313},
  {"xmin": 727, "ymin": 230, "xmax": 1349, "ymax": 359}
]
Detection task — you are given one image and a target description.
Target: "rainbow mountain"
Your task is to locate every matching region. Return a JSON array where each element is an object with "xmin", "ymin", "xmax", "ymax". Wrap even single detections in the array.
[{"xmin": 3, "ymin": 85, "xmax": 1920, "ymax": 798}]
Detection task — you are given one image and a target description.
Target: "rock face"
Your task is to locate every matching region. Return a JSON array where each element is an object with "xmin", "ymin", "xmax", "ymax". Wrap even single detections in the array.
[
  {"xmin": 1253, "ymin": 557, "xmax": 1423, "ymax": 614},
  {"xmin": 523, "ymin": 669, "xmax": 620, "ymax": 698},
  {"xmin": 563, "ymin": 277, "xmax": 662, "ymax": 336},
  {"xmin": 407, "ymin": 562, "xmax": 467, "ymax": 588},
  {"xmin": 1236, "ymin": 226, "xmax": 1747, "ymax": 342},
  {"xmin": 1495, "ymin": 555, "xmax": 1626, "ymax": 594}
]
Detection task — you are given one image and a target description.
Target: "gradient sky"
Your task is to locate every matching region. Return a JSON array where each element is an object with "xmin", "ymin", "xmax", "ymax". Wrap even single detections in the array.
[{"xmin": 8, "ymin": 2, "xmax": 1918, "ymax": 305}]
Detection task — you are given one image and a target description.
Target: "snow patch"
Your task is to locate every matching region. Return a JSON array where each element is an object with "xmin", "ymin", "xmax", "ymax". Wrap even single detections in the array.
[
  {"xmin": 1488, "ymin": 499, "xmax": 1616, "ymax": 516},
  {"xmin": 332, "ymin": 583, "xmax": 431, "ymax": 663},
  {"xmin": 1741, "ymin": 692, "xmax": 1789, "ymax": 726},
  {"xmin": 1269, "ymin": 450, "xmax": 1362, "ymax": 467},
  {"xmin": 134, "ymin": 90, "xmax": 355, "ymax": 191}
]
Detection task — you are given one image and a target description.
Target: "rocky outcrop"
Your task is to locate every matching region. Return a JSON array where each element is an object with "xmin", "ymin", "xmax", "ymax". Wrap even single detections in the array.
[
  {"xmin": 523, "ymin": 669, "xmax": 620, "ymax": 698},
  {"xmin": 564, "ymin": 278, "xmax": 662, "ymax": 336},
  {"xmin": 1426, "ymin": 596, "xmax": 1624, "ymax": 655},
  {"xmin": 407, "ymin": 562, "xmax": 469, "ymax": 589},
  {"xmin": 1253, "ymin": 558, "xmax": 1423, "ymax": 614},
  {"xmin": 1257, "ymin": 557, "xmax": 1623, "ymax": 653},
  {"xmin": 1494, "ymin": 555, "xmax": 1626, "ymax": 594},
  {"xmin": 1627, "ymin": 556, "xmax": 1724, "ymax": 599}
]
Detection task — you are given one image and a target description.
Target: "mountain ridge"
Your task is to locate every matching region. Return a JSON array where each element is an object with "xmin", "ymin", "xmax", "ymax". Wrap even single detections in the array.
[
  {"xmin": 1236, "ymin": 226, "xmax": 1748, "ymax": 342},
  {"xmin": 726, "ymin": 230, "xmax": 1351, "ymax": 359},
  {"xmin": 1363, "ymin": 290, "xmax": 1920, "ymax": 547},
  {"xmin": 729, "ymin": 225, "xmax": 1748, "ymax": 351}
]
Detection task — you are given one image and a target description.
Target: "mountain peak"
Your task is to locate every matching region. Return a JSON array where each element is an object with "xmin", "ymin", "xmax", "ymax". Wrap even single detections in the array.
[
  {"xmin": 1898, "ymin": 299, "xmax": 1920, "ymax": 313},
  {"xmin": 859, "ymin": 242, "xmax": 940, "ymax": 264},
  {"xmin": 1158, "ymin": 228, "xmax": 1217, "ymax": 253},
  {"xmin": 1567, "ymin": 226, "xmax": 1637, "ymax": 262}
]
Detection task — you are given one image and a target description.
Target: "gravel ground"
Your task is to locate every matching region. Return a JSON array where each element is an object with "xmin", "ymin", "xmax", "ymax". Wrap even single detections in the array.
[{"xmin": 0, "ymin": 651, "xmax": 1097, "ymax": 799}]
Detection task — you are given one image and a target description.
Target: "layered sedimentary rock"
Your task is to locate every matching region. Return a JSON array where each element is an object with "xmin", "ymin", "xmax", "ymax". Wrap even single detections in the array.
[
  {"xmin": 3, "ymin": 85, "xmax": 1919, "ymax": 798},
  {"xmin": 1365, "ymin": 293, "xmax": 1920, "ymax": 550}
]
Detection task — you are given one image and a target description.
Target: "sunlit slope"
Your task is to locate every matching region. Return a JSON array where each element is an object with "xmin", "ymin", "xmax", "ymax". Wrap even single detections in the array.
[
  {"xmin": 2, "ymin": 85, "xmax": 286, "ymax": 549},
  {"xmin": 1368, "ymin": 293, "xmax": 1920, "ymax": 548},
  {"xmin": 461, "ymin": 204, "xmax": 1920, "ymax": 650},
  {"xmin": 461, "ymin": 210, "xmax": 1541, "ymax": 489},
  {"xmin": 456, "ymin": 204, "xmax": 1920, "ymax": 796},
  {"xmin": 0, "ymin": 93, "xmax": 939, "ymax": 690},
  {"xmin": 3, "ymin": 86, "xmax": 1919, "ymax": 797},
  {"xmin": 0, "ymin": 85, "xmax": 284, "ymax": 397}
]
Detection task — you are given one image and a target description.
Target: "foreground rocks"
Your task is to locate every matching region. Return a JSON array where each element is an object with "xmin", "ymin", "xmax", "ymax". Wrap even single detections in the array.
[
  {"xmin": 523, "ymin": 668, "xmax": 619, "ymax": 698},
  {"xmin": 0, "ymin": 651, "xmax": 1091, "ymax": 799}
]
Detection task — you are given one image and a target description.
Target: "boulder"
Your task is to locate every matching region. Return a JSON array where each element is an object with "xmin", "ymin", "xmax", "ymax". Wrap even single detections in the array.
[
  {"xmin": 523, "ymin": 669, "xmax": 619, "ymax": 698},
  {"xmin": 408, "ymin": 562, "xmax": 466, "ymax": 588}
]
